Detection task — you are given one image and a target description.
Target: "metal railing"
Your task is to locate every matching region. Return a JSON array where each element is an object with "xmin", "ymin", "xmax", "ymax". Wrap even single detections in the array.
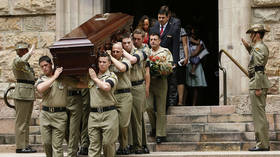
[{"xmin": 218, "ymin": 49, "xmax": 249, "ymax": 105}]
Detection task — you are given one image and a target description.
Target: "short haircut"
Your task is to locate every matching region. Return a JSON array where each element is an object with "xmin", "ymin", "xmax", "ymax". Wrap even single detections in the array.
[
  {"xmin": 98, "ymin": 52, "xmax": 111, "ymax": 62},
  {"xmin": 132, "ymin": 28, "xmax": 145, "ymax": 38},
  {"xmin": 158, "ymin": 5, "xmax": 169, "ymax": 16},
  {"xmin": 39, "ymin": 55, "xmax": 52, "ymax": 65},
  {"xmin": 120, "ymin": 32, "xmax": 131, "ymax": 41},
  {"xmin": 149, "ymin": 32, "xmax": 160, "ymax": 38}
]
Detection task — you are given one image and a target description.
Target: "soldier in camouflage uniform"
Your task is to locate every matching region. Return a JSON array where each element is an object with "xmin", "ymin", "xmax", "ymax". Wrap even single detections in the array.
[
  {"xmin": 12, "ymin": 42, "xmax": 37, "ymax": 153},
  {"xmin": 242, "ymin": 24, "xmax": 271, "ymax": 151}
]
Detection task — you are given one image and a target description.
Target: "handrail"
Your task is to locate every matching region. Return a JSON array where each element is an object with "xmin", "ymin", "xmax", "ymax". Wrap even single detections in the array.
[
  {"xmin": 219, "ymin": 49, "xmax": 249, "ymax": 77},
  {"xmin": 218, "ymin": 50, "xmax": 227, "ymax": 105},
  {"xmin": 218, "ymin": 49, "xmax": 249, "ymax": 105}
]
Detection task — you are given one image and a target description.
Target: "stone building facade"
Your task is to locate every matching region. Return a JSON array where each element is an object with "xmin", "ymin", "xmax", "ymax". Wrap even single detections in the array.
[{"xmin": 0, "ymin": 0, "xmax": 279, "ymax": 118}]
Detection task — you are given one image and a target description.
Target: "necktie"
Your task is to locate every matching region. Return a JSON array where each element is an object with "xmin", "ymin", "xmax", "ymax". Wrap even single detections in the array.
[{"xmin": 160, "ymin": 25, "xmax": 164, "ymax": 36}]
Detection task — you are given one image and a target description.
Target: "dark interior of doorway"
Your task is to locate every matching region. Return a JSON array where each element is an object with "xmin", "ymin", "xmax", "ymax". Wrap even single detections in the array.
[{"xmin": 105, "ymin": 0, "xmax": 219, "ymax": 106}]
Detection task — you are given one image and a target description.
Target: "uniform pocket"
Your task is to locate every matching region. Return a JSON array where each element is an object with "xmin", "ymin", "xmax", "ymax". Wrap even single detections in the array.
[{"xmin": 16, "ymin": 83, "xmax": 35, "ymax": 99}]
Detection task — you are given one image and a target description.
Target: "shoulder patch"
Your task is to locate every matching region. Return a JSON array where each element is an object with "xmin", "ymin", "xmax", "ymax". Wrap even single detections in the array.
[{"xmin": 255, "ymin": 48, "xmax": 260, "ymax": 51}]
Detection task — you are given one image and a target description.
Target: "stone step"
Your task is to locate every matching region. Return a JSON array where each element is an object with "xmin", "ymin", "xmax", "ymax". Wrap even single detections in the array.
[
  {"xmin": 1, "ymin": 131, "xmax": 280, "ymax": 145},
  {"xmin": 1, "ymin": 141, "xmax": 280, "ymax": 153},
  {"xmin": 148, "ymin": 132, "xmax": 280, "ymax": 142},
  {"xmin": 153, "ymin": 141, "xmax": 280, "ymax": 152},
  {"xmin": 167, "ymin": 106, "xmax": 236, "ymax": 115}
]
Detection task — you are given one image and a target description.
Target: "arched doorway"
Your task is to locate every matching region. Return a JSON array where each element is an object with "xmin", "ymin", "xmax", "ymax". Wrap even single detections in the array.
[{"xmin": 105, "ymin": 0, "xmax": 219, "ymax": 106}]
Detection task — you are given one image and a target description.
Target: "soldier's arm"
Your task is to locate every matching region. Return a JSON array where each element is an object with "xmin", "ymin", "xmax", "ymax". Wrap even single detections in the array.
[
  {"xmin": 182, "ymin": 36, "xmax": 189, "ymax": 65},
  {"xmin": 89, "ymin": 68, "xmax": 117, "ymax": 92},
  {"xmin": 110, "ymin": 55, "xmax": 127, "ymax": 72},
  {"xmin": 241, "ymin": 38, "xmax": 252, "ymax": 54},
  {"xmin": 123, "ymin": 50, "xmax": 138, "ymax": 64},
  {"xmin": 37, "ymin": 67, "xmax": 62, "ymax": 93},
  {"xmin": 14, "ymin": 44, "xmax": 35, "ymax": 66}
]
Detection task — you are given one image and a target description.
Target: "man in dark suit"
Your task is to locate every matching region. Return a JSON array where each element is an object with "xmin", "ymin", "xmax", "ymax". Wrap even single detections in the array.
[{"xmin": 150, "ymin": 5, "xmax": 181, "ymax": 108}]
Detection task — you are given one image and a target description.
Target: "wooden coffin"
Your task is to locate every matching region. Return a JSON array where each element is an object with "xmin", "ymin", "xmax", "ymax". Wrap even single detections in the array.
[{"xmin": 49, "ymin": 12, "xmax": 134, "ymax": 75}]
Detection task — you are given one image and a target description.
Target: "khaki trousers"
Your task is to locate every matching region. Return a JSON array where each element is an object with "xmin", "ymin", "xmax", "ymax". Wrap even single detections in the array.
[
  {"xmin": 115, "ymin": 92, "xmax": 132, "ymax": 148},
  {"xmin": 250, "ymin": 88, "xmax": 269, "ymax": 149},
  {"xmin": 146, "ymin": 77, "xmax": 168, "ymax": 137},
  {"xmin": 88, "ymin": 110, "xmax": 119, "ymax": 157},
  {"xmin": 130, "ymin": 83, "xmax": 146, "ymax": 150},
  {"xmin": 65, "ymin": 95, "xmax": 83, "ymax": 157},
  {"xmin": 14, "ymin": 99, "xmax": 33, "ymax": 149},
  {"xmin": 80, "ymin": 102, "xmax": 90, "ymax": 148},
  {"xmin": 40, "ymin": 110, "xmax": 67, "ymax": 157}
]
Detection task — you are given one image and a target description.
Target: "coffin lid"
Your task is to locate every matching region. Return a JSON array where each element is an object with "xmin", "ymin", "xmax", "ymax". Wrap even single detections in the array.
[{"xmin": 56, "ymin": 12, "xmax": 133, "ymax": 50}]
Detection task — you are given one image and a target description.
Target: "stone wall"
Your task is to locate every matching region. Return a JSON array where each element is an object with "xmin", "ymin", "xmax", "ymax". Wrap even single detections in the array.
[{"xmin": 0, "ymin": 0, "xmax": 56, "ymax": 118}]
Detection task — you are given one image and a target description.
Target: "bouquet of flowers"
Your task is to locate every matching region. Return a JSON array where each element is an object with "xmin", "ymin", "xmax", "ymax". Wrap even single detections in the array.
[{"xmin": 149, "ymin": 55, "xmax": 173, "ymax": 77}]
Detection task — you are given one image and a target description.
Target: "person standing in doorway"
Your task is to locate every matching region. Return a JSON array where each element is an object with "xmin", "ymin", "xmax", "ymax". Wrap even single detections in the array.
[{"xmin": 242, "ymin": 24, "xmax": 271, "ymax": 151}]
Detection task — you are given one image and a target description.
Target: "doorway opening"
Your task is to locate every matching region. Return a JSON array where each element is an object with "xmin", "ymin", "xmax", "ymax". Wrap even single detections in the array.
[{"xmin": 105, "ymin": 0, "xmax": 219, "ymax": 106}]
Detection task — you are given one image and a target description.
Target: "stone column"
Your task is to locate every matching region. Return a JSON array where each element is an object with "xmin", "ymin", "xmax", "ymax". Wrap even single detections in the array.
[
  {"xmin": 219, "ymin": 0, "xmax": 252, "ymax": 100},
  {"xmin": 56, "ymin": 0, "xmax": 104, "ymax": 39}
]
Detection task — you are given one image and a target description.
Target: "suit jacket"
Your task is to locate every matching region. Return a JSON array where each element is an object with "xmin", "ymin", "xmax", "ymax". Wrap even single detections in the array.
[
  {"xmin": 248, "ymin": 41, "xmax": 271, "ymax": 90},
  {"xmin": 150, "ymin": 17, "xmax": 181, "ymax": 64}
]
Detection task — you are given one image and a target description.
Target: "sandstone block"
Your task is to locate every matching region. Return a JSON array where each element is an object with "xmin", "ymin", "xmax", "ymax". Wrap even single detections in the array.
[
  {"xmin": 166, "ymin": 133, "xmax": 200, "ymax": 142},
  {"xmin": 253, "ymin": 0, "xmax": 280, "ymax": 7},
  {"xmin": 168, "ymin": 106, "xmax": 210, "ymax": 115},
  {"xmin": 46, "ymin": 15, "xmax": 56, "ymax": 31},
  {"xmin": 23, "ymin": 16, "xmax": 44, "ymax": 31},
  {"xmin": 198, "ymin": 142, "xmax": 240, "ymax": 151},
  {"xmin": 205, "ymin": 123, "xmax": 246, "ymax": 132},
  {"xmin": 200, "ymin": 133, "xmax": 241, "ymax": 142},
  {"xmin": 167, "ymin": 115, "xmax": 207, "ymax": 124},
  {"xmin": 0, "ymin": 18, "xmax": 21, "ymax": 31},
  {"xmin": 268, "ymin": 77, "xmax": 279, "ymax": 95},
  {"xmin": 275, "ymin": 24, "xmax": 280, "ymax": 39},
  {"xmin": 0, "ymin": 0, "xmax": 9, "ymax": 15},
  {"xmin": 13, "ymin": 0, "xmax": 55, "ymax": 14},
  {"xmin": 210, "ymin": 105, "xmax": 236, "ymax": 115},
  {"xmin": 253, "ymin": 8, "xmax": 280, "ymax": 23},
  {"xmin": 0, "ymin": 118, "xmax": 15, "ymax": 134},
  {"xmin": 5, "ymin": 135, "xmax": 15, "ymax": 144},
  {"xmin": 38, "ymin": 32, "xmax": 55, "ymax": 48}
]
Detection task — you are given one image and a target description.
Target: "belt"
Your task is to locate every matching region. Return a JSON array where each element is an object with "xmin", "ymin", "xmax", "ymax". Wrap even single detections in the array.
[
  {"xmin": 68, "ymin": 90, "xmax": 82, "ymax": 96},
  {"xmin": 114, "ymin": 88, "xmax": 130, "ymax": 94},
  {"xmin": 42, "ymin": 106, "xmax": 66, "ymax": 113},
  {"xmin": 249, "ymin": 66, "xmax": 265, "ymax": 79},
  {"xmin": 90, "ymin": 106, "xmax": 116, "ymax": 113},
  {"xmin": 255, "ymin": 66, "xmax": 264, "ymax": 72},
  {"xmin": 17, "ymin": 79, "xmax": 35, "ymax": 85},
  {"xmin": 131, "ymin": 79, "xmax": 144, "ymax": 86}
]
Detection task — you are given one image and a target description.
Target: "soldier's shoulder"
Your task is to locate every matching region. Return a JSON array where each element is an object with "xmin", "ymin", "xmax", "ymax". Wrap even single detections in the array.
[
  {"xmin": 255, "ymin": 42, "xmax": 268, "ymax": 52},
  {"xmin": 108, "ymin": 71, "xmax": 117, "ymax": 78}
]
